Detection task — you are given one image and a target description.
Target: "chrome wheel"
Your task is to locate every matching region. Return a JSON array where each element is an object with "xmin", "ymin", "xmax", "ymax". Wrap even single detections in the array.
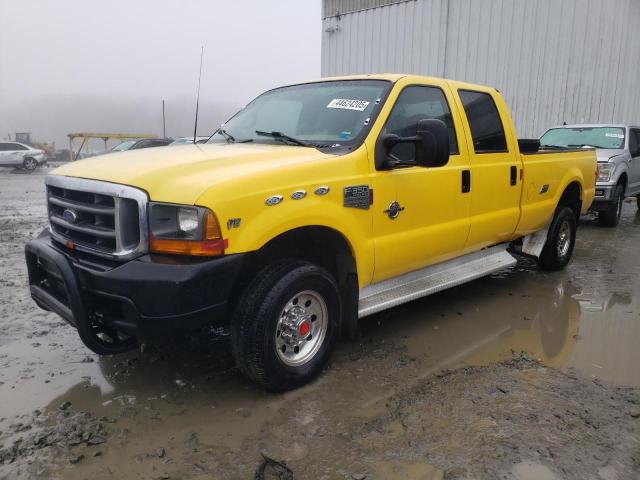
[
  {"xmin": 556, "ymin": 220, "xmax": 571, "ymax": 258},
  {"xmin": 275, "ymin": 290, "xmax": 328, "ymax": 367}
]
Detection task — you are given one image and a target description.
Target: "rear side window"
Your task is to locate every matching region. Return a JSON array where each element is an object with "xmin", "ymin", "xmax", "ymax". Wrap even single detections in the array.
[
  {"xmin": 459, "ymin": 90, "xmax": 508, "ymax": 153},
  {"xmin": 0, "ymin": 143, "xmax": 8, "ymax": 151},
  {"xmin": 384, "ymin": 85, "xmax": 458, "ymax": 162}
]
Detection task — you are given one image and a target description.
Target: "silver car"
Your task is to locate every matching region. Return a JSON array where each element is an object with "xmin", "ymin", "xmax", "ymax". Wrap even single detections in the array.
[
  {"xmin": 0, "ymin": 141, "xmax": 47, "ymax": 171},
  {"xmin": 540, "ymin": 124, "xmax": 640, "ymax": 227}
]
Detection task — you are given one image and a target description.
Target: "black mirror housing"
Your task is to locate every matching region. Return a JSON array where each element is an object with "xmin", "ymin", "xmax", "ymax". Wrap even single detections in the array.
[
  {"xmin": 415, "ymin": 119, "xmax": 450, "ymax": 167},
  {"xmin": 375, "ymin": 118, "xmax": 450, "ymax": 170}
]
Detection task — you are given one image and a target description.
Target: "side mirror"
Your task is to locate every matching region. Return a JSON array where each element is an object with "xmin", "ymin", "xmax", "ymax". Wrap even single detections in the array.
[
  {"xmin": 518, "ymin": 138, "xmax": 540, "ymax": 153},
  {"xmin": 375, "ymin": 118, "xmax": 450, "ymax": 170}
]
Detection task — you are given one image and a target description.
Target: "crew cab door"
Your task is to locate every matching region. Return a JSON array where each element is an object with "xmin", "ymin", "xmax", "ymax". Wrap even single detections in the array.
[
  {"xmin": 628, "ymin": 128, "xmax": 640, "ymax": 195},
  {"xmin": 455, "ymin": 89, "xmax": 522, "ymax": 249},
  {"xmin": 369, "ymin": 81, "xmax": 471, "ymax": 282}
]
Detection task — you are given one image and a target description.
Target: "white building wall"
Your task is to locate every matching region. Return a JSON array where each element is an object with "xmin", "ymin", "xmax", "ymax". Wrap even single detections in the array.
[{"xmin": 321, "ymin": 0, "xmax": 640, "ymax": 137}]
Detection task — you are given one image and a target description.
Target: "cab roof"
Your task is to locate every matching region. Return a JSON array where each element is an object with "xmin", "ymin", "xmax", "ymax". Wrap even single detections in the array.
[{"xmin": 295, "ymin": 73, "xmax": 497, "ymax": 92}]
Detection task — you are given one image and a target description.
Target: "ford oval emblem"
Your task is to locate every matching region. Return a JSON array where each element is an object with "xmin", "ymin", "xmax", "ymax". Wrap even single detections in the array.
[{"xmin": 62, "ymin": 208, "xmax": 79, "ymax": 224}]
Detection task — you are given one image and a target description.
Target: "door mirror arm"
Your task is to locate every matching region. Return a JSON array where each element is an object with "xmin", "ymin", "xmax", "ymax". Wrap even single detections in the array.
[
  {"xmin": 380, "ymin": 134, "xmax": 421, "ymax": 169},
  {"xmin": 375, "ymin": 119, "xmax": 450, "ymax": 170}
]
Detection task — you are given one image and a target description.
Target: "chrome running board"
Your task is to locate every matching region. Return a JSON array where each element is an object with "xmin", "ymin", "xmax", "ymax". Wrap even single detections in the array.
[{"xmin": 358, "ymin": 245, "xmax": 517, "ymax": 318}]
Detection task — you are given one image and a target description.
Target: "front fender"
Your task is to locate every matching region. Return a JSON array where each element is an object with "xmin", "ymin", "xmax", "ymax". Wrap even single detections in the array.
[
  {"xmin": 199, "ymin": 189, "xmax": 375, "ymax": 287},
  {"xmin": 610, "ymin": 159, "xmax": 630, "ymax": 186}
]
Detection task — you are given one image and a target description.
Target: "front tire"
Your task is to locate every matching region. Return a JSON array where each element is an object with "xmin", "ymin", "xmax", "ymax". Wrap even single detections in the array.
[
  {"xmin": 538, "ymin": 206, "xmax": 577, "ymax": 271},
  {"xmin": 598, "ymin": 185, "xmax": 623, "ymax": 227},
  {"xmin": 230, "ymin": 260, "xmax": 341, "ymax": 391}
]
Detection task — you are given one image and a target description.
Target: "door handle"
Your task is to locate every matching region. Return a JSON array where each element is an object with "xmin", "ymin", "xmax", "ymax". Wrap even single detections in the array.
[
  {"xmin": 510, "ymin": 166, "xmax": 517, "ymax": 186},
  {"xmin": 462, "ymin": 170, "xmax": 471, "ymax": 193}
]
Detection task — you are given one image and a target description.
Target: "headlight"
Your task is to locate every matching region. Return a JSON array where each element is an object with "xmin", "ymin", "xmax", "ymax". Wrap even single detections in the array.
[
  {"xmin": 148, "ymin": 203, "xmax": 226, "ymax": 256},
  {"xmin": 596, "ymin": 163, "xmax": 615, "ymax": 182},
  {"xmin": 177, "ymin": 207, "xmax": 199, "ymax": 234}
]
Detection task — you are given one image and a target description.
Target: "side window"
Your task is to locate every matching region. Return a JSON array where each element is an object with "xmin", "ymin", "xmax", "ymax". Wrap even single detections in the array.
[
  {"xmin": 8, "ymin": 143, "xmax": 27, "ymax": 151},
  {"xmin": 384, "ymin": 85, "xmax": 458, "ymax": 162},
  {"xmin": 133, "ymin": 141, "xmax": 150, "ymax": 149},
  {"xmin": 458, "ymin": 90, "xmax": 508, "ymax": 153},
  {"xmin": 0, "ymin": 143, "xmax": 8, "ymax": 151},
  {"xmin": 630, "ymin": 129, "xmax": 640, "ymax": 156}
]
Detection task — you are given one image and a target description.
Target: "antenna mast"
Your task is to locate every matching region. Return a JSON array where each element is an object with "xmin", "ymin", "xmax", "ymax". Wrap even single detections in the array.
[{"xmin": 193, "ymin": 46, "xmax": 204, "ymax": 143}]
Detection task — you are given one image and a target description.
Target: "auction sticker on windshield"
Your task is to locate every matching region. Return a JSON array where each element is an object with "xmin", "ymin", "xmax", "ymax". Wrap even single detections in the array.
[
  {"xmin": 605, "ymin": 133, "xmax": 624, "ymax": 138},
  {"xmin": 327, "ymin": 99, "xmax": 370, "ymax": 111}
]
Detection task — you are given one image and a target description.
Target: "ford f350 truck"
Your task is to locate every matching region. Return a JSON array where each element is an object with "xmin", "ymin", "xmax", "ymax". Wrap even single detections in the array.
[{"xmin": 25, "ymin": 75, "xmax": 596, "ymax": 391}]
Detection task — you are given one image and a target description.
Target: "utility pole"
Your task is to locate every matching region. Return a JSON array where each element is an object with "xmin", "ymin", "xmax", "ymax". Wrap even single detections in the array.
[{"xmin": 162, "ymin": 100, "xmax": 166, "ymax": 138}]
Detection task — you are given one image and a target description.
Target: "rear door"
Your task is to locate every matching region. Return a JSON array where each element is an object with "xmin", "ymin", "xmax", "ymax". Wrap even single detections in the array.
[
  {"xmin": 455, "ymin": 89, "xmax": 522, "ymax": 250},
  {"xmin": 628, "ymin": 128, "xmax": 640, "ymax": 195}
]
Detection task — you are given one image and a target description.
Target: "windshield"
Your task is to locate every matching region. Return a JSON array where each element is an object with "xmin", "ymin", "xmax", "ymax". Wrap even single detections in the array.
[
  {"xmin": 207, "ymin": 80, "xmax": 391, "ymax": 148},
  {"xmin": 112, "ymin": 140, "xmax": 138, "ymax": 151},
  {"xmin": 540, "ymin": 127, "xmax": 625, "ymax": 149}
]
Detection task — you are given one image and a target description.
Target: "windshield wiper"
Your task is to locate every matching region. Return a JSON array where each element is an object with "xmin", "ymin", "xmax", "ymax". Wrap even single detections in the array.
[
  {"xmin": 255, "ymin": 130, "xmax": 312, "ymax": 147},
  {"xmin": 208, "ymin": 128, "xmax": 253, "ymax": 144},
  {"xmin": 217, "ymin": 128, "xmax": 236, "ymax": 143},
  {"xmin": 568, "ymin": 144, "xmax": 596, "ymax": 149},
  {"xmin": 539, "ymin": 144, "xmax": 567, "ymax": 150}
]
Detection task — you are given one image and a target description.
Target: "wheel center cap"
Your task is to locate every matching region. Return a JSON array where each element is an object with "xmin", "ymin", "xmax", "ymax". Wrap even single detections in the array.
[{"xmin": 298, "ymin": 320, "xmax": 310, "ymax": 337}]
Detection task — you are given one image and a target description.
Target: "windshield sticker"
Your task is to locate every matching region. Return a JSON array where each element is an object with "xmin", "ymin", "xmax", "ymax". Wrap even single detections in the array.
[
  {"xmin": 339, "ymin": 131, "xmax": 351, "ymax": 139},
  {"xmin": 327, "ymin": 98, "xmax": 370, "ymax": 111},
  {"xmin": 605, "ymin": 133, "xmax": 624, "ymax": 138}
]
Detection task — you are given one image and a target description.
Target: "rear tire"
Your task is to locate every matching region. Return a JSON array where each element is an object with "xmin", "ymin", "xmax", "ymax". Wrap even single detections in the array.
[
  {"xmin": 538, "ymin": 206, "xmax": 577, "ymax": 271},
  {"xmin": 598, "ymin": 185, "xmax": 623, "ymax": 227},
  {"xmin": 23, "ymin": 157, "xmax": 37, "ymax": 171},
  {"xmin": 230, "ymin": 260, "xmax": 341, "ymax": 392}
]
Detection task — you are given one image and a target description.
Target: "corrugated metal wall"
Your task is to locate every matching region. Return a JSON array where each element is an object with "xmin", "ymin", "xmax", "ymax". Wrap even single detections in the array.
[{"xmin": 321, "ymin": 0, "xmax": 640, "ymax": 137}]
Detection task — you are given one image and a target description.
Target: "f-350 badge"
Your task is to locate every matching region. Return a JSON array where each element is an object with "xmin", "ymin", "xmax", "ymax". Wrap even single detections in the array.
[{"xmin": 343, "ymin": 185, "xmax": 370, "ymax": 210}]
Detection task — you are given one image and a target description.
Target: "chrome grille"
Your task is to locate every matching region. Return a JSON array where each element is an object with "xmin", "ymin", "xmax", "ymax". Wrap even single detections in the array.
[{"xmin": 46, "ymin": 176, "xmax": 148, "ymax": 260}]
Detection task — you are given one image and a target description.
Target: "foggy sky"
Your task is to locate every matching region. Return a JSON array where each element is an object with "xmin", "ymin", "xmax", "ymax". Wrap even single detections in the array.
[{"xmin": 0, "ymin": 0, "xmax": 321, "ymax": 150}]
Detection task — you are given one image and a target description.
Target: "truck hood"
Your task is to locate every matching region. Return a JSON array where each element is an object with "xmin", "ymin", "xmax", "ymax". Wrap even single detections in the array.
[
  {"xmin": 50, "ymin": 143, "xmax": 335, "ymax": 204},
  {"xmin": 596, "ymin": 148, "xmax": 626, "ymax": 163}
]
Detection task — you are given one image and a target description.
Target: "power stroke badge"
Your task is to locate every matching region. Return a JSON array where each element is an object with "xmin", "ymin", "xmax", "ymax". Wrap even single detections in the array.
[{"xmin": 343, "ymin": 185, "xmax": 370, "ymax": 210}]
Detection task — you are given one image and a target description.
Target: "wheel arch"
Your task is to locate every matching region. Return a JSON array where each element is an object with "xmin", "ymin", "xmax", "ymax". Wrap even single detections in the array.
[
  {"xmin": 557, "ymin": 180, "xmax": 582, "ymax": 219},
  {"xmin": 231, "ymin": 225, "xmax": 361, "ymax": 339},
  {"xmin": 617, "ymin": 171, "xmax": 628, "ymax": 193}
]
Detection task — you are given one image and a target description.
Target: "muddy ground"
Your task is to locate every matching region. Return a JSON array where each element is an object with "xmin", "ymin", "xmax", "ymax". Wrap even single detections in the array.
[{"xmin": 0, "ymin": 167, "xmax": 639, "ymax": 480}]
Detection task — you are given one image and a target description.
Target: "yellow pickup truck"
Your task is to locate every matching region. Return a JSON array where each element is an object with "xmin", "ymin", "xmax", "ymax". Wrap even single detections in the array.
[{"xmin": 25, "ymin": 74, "xmax": 596, "ymax": 390}]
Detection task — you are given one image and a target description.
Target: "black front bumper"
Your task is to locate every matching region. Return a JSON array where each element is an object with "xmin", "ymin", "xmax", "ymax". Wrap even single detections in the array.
[{"xmin": 25, "ymin": 230, "xmax": 245, "ymax": 337}]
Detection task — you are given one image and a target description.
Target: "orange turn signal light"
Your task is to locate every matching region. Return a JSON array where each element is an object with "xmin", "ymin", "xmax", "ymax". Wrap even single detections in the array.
[
  {"xmin": 149, "ymin": 209, "xmax": 227, "ymax": 256},
  {"xmin": 149, "ymin": 237, "xmax": 228, "ymax": 256}
]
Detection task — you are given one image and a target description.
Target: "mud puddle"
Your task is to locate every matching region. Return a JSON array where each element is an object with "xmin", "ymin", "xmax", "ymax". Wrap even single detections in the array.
[{"xmin": 1, "ymin": 170, "xmax": 639, "ymax": 479}]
